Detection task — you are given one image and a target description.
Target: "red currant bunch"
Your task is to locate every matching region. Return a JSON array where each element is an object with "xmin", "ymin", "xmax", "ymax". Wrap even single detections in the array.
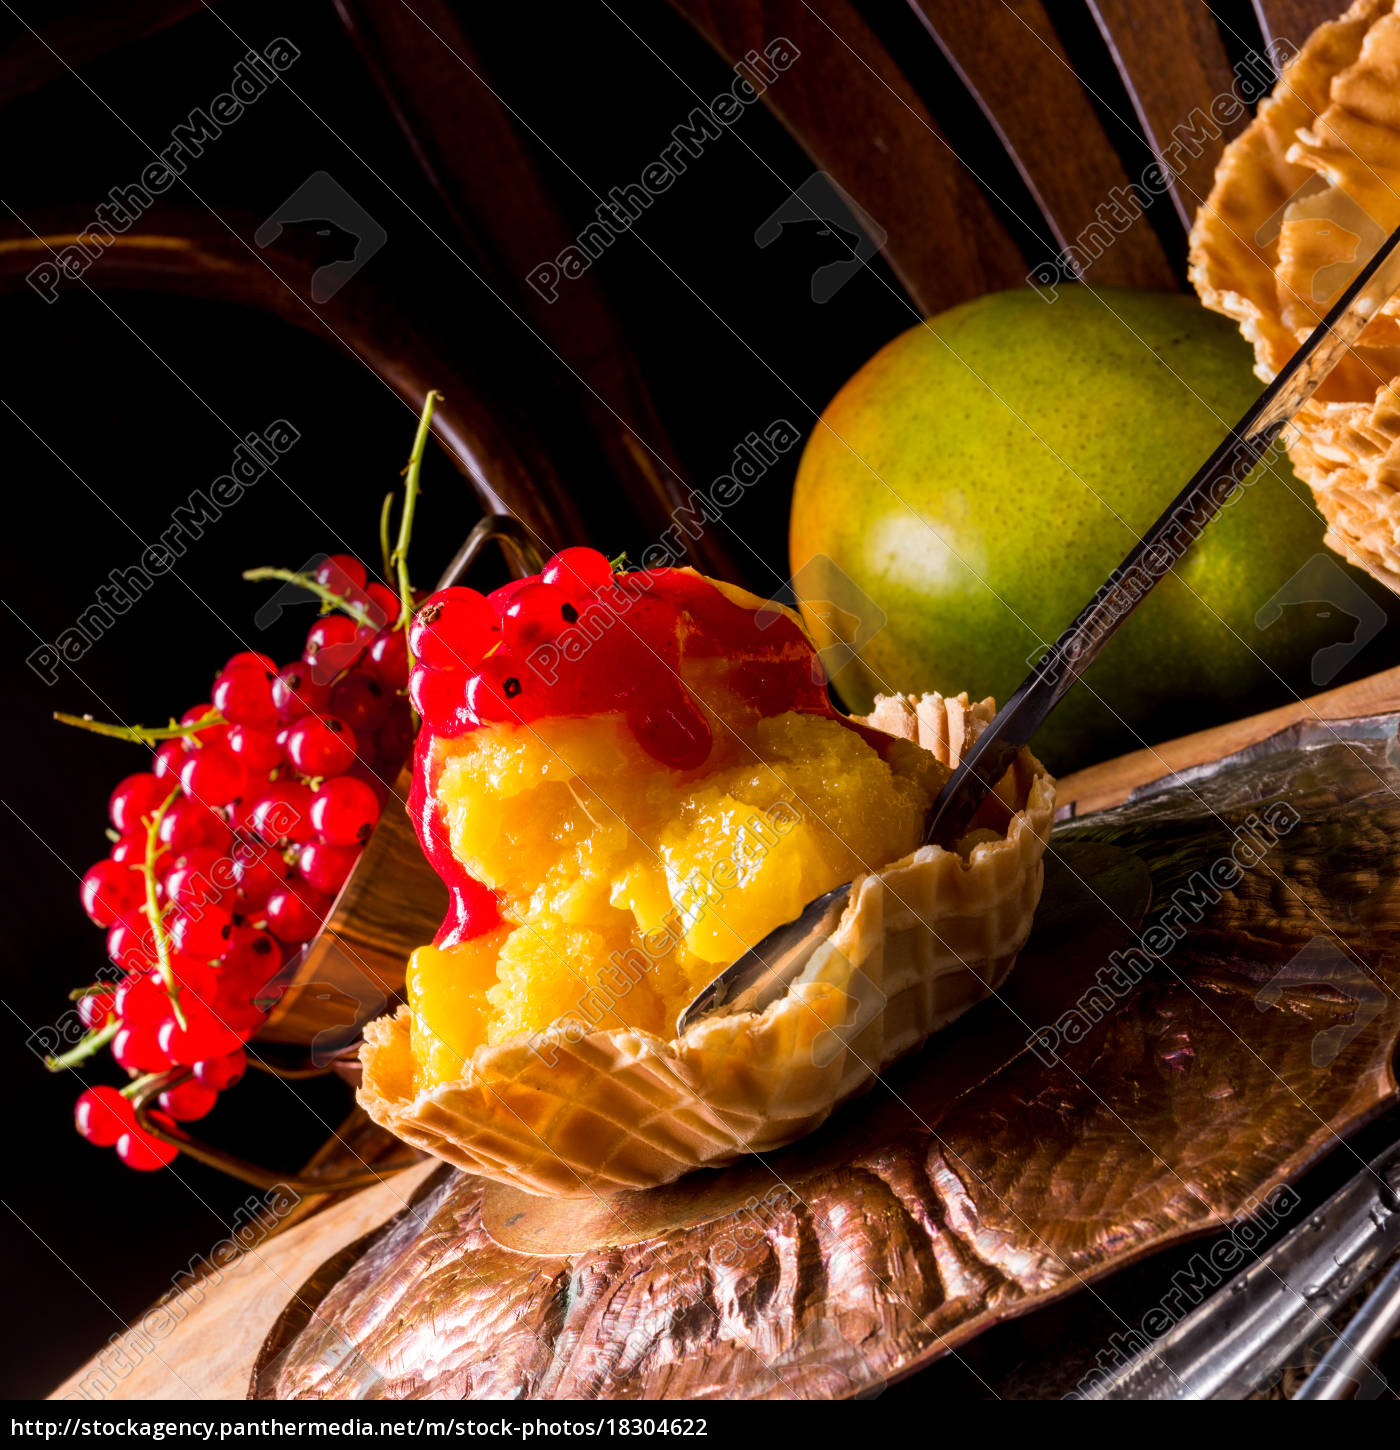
[
  {"xmin": 406, "ymin": 547, "xmax": 618, "ymax": 738},
  {"xmin": 64, "ymin": 547, "xmax": 418, "ymax": 1171}
]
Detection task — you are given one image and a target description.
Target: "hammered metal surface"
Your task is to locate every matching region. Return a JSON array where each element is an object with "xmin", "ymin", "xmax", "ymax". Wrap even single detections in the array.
[{"xmin": 256, "ymin": 719, "xmax": 1400, "ymax": 1400}]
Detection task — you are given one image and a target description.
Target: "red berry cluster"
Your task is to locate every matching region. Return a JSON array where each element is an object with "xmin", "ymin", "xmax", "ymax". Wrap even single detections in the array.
[
  {"xmin": 70, "ymin": 553, "xmax": 412, "ymax": 1170},
  {"xmin": 404, "ymin": 546, "xmax": 830, "ymax": 764},
  {"xmin": 407, "ymin": 546, "xmax": 618, "ymax": 735}
]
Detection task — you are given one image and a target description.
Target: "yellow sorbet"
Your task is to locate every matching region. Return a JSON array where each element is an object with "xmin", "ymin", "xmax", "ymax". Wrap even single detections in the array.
[{"xmin": 407, "ymin": 710, "xmax": 945, "ymax": 1088}]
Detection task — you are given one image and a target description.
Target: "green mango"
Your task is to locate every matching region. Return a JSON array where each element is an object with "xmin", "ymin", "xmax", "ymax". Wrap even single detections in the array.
[{"xmin": 790, "ymin": 286, "xmax": 1395, "ymax": 772}]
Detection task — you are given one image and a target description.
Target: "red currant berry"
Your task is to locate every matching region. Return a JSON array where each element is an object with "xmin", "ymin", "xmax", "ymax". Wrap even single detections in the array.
[
  {"xmin": 78, "ymin": 988, "xmax": 117, "ymax": 1030},
  {"xmin": 167, "ymin": 954, "xmax": 220, "ymax": 1002},
  {"xmin": 75, "ymin": 1086, "xmax": 135, "ymax": 1147},
  {"xmin": 265, "ymin": 883, "xmax": 333, "ymax": 943},
  {"xmin": 170, "ymin": 904, "xmax": 235, "ymax": 961},
  {"xmin": 81, "ymin": 859, "xmax": 143, "ymax": 927},
  {"xmin": 158, "ymin": 798, "xmax": 227, "ymax": 854},
  {"xmin": 285, "ymin": 715, "xmax": 356, "ymax": 777},
  {"xmin": 108, "ymin": 833, "xmax": 149, "ymax": 866},
  {"xmin": 272, "ymin": 662, "xmax": 331, "ymax": 719},
  {"xmin": 194, "ymin": 1048, "xmax": 246, "ymax": 1091},
  {"xmin": 409, "ymin": 587, "xmax": 493, "ymax": 670},
  {"xmin": 232, "ymin": 847, "xmax": 289, "ymax": 908},
  {"xmin": 408, "ymin": 666, "xmax": 466, "ymax": 726},
  {"xmin": 500, "ymin": 580, "xmax": 580, "ymax": 650},
  {"xmin": 541, "ymin": 546, "xmax": 613, "ymax": 597},
  {"xmin": 218, "ymin": 922, "xmax": 282, "ymax": 980},
  {"xmin": 157, "ymin": 1004, "xmax": 248, "ymax": 1065},
  {"xmin": 297, "ymin": 841, "xmax": 358, "ymax": 896},
  {"xmin": 246, "ymin": 783, "xmax": 315, "ymax": 845},
  {"xmin": 216, "ymin": 975, "xmax": 269, "ymax": 1026},
  {"xmin": 366, "ymin": 629, "xmax": 409, "ymax": 686},
  {"xmin": 115, "ymin": 969, "xmax": 167, "ymax": 1024},
  {"xmin": 153, "ymin": 739, "xmax": 184, "ymax": 781},
  {"xmin": 212, "ymin": 666, "xmax": 277, "ymax": 728},
  {"xmin": 109, "ymin": 773, "xmax": 169, "ymax": 834},
  {"xmin": 309, "ymin": 776, "xmax": 380, "ymax": 846},
  {"xmin": 107, "ymin": 916, "xmax": 154, "ymax": 972},
  {"xmin": 237, "ymin": 846, "xmax": 291, "ymax": 904},
  {"xmin": 214, "ymin": 970, "xmax": 274, "ymax": 1031},
  {"xmin": 329, "ymin": 672, "xmax": 390, "ymax": 733},
  {"xmin": 223, "ymin": 650, "xmax": 277, "ymax": 675},
  {"xmin": 225, "ymin": 723, "xmax": 284, "ymax": 773},
  {"xmin": 179, "ymin": 705, "xmax": 227, "ymax": 746},
  {"xmin": 365, "ymin": 583, "xmax": 401, "ymax": 626},
  {"xmin": 158, "ymin": 1078, "xmax": 218, "ymax": 1122},
  {"xmin": 162, "ymin": 848, "xmax": 223, "ymax": 909},
  {"xmin": 178, "ymin": 747, "xmax": 249, "ymax": 809},
  {"xmin": 224, "ymin": 797, "xmax": 253, "ymax": 835},
  {"xmin": 112, "ymin": 1020, "xmax": 172, "ymax": 1073},
  {"xmin": 487, "ymin": 578, "xmax": 530, "ymax": 620},
  {"xmin": 116, "ymin": 1116, "xmax": 179, "ymax": 1171},
  {"xmin": 314, "ymin": 554, "xmax": 368, "ymax": 594},
  {"xmin": 465, "ymin": 654, "xmax": 527, "ymax": 722},
  {"xmin": 304, "ymin": 615, "xmax": 360, "ymax": 673}
]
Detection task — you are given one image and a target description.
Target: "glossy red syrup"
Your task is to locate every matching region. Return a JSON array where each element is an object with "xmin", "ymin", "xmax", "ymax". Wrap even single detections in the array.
[{"xmin": 407, "ymin": 552, "xmax": 844, "ymax": 948}]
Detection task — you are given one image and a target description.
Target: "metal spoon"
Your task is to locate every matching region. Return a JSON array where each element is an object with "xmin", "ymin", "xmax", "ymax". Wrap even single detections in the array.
[{"xmin": 677, "ymin": 223, "xmax": 1400, "ymax": 1035}]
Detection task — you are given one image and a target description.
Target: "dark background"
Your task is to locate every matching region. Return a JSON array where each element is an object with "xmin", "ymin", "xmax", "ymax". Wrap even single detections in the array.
[{"xmin": 2, "ymin": 0, "xmax": 1397, "ymax": 1402}]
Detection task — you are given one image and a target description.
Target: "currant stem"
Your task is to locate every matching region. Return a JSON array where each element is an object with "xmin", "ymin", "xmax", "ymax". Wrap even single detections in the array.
[
  {"xmin": 143, "ymin": 788, "xmax": 188, "ymax": 1030},
  {"xmin": 379, "ymin": 491, "xmax": 395, "ymax": 586},
  {"xmin": 392, "ymin": 389, "xmax": 441, "ymax": 666},
  {"xmin": 240, "ymin": 569, "xmax": 378, "ymax": 628},
  {"xmin": 53, "ymin": 710, "xmax": 224, "ymax": 745},
  {"xmin": 46, "ymin": 1018, "xmax": 118, "ymax": 1071},
  {"xmin": 69, "ymin": 982, "xmax": 117, "ymax": 1000},
  {"xmin": 120, "ymin": 1071, "xmax": 164, "ymax": 1100}
]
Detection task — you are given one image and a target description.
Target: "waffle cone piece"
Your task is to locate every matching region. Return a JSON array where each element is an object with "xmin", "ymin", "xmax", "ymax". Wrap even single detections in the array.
[
  {"xmin": 358, "ymin": 692, "xmax": 1055, "ymax": 1198},
  {"xmin": 1190, "ymin": 0, "xmax": 1400, "ymax": 589}
]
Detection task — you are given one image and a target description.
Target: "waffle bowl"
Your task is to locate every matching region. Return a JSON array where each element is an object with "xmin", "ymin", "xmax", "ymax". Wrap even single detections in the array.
[
  {"xmin": 1189, "ymin": 0, "xmax": 1400, "ymax": 589},
  {"xmin": 357, "ymin": 691, "xmax": 1055, "ymax": 1198}
]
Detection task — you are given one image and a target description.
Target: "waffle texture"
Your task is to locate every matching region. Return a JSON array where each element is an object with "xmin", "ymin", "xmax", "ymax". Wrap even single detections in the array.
[
  {"xmin": 1190, "ymin": 0, "xmax": 1400, "ymax": 589},
  {"xmin": 358, "ymin": 693, "xmax": 1055, "ymax": 1197}
]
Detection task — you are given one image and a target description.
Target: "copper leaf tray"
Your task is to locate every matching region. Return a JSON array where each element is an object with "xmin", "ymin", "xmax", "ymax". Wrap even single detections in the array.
[{"xmin": 253, "ymin": 715, "xmax": 1400, "ymax": 1400}]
